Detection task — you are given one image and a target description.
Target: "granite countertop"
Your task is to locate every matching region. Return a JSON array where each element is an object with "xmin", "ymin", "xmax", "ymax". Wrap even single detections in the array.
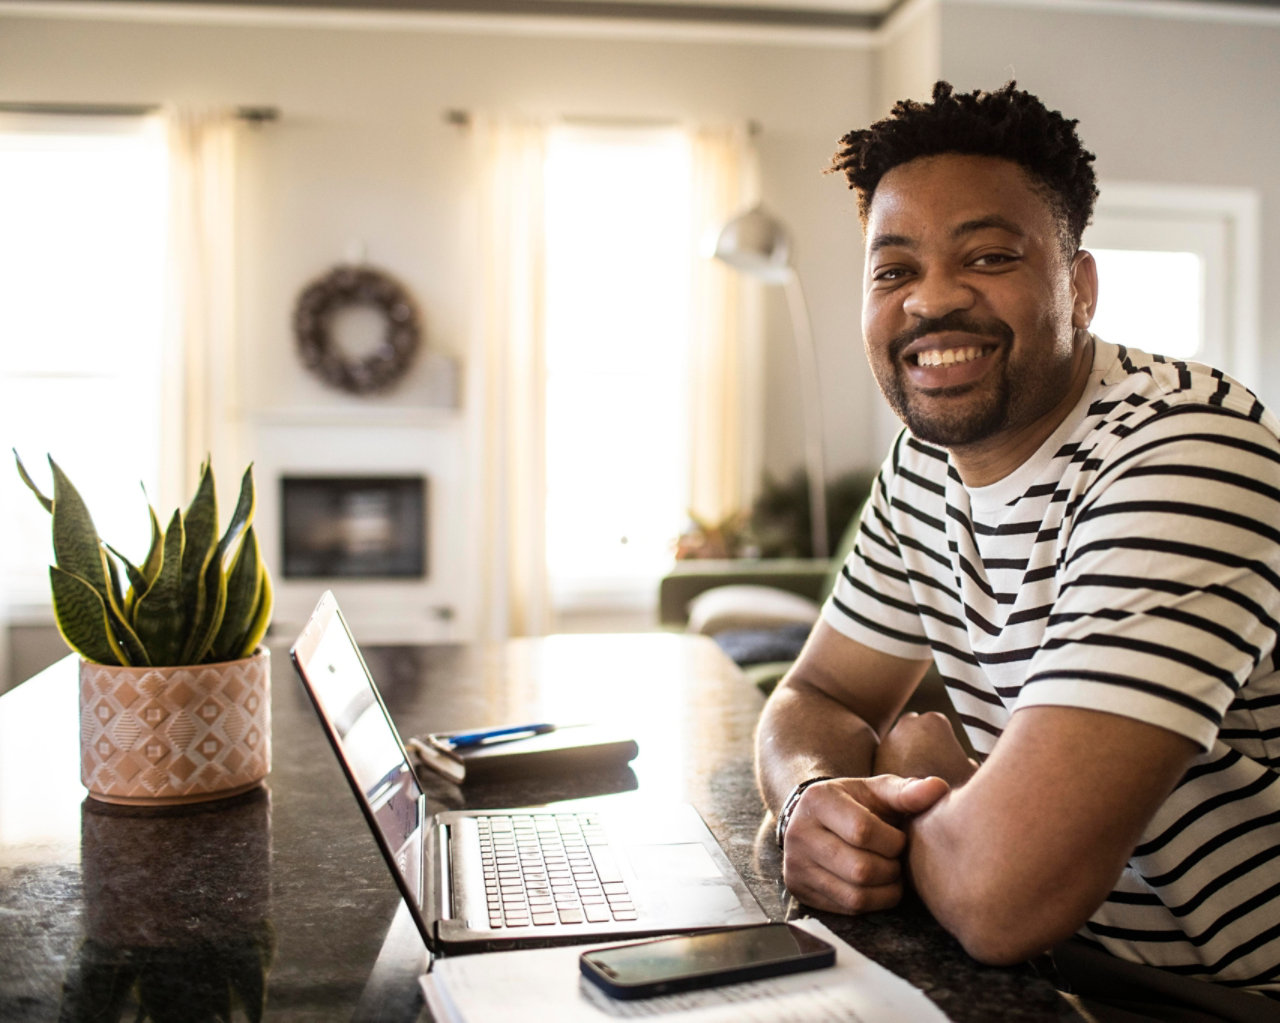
[{"xmin": 0, "ymin": 637, "xmax": 1085, "ymax": 1021}]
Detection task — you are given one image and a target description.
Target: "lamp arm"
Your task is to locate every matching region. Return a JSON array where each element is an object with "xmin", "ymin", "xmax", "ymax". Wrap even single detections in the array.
[{"xmin": 782, "ymin": 270, "xmax": 829, "ymax": 560}]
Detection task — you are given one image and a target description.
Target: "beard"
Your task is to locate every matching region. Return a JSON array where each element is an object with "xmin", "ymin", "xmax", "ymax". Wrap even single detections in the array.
[{"xmin": 874, "ymin": 312, "xmax": 1019, "ymax": 447}]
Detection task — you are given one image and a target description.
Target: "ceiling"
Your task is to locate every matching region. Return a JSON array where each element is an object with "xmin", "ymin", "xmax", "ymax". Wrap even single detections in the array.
[{"xmin": 35, "ymin": 0, "xmax": 1280, "ymax": 32}]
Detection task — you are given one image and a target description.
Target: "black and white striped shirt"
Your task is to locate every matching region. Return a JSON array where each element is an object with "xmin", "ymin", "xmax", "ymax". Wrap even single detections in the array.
[{"xmin": 825, "ymin": 337, "xmax": 1280, "ymax": 993}]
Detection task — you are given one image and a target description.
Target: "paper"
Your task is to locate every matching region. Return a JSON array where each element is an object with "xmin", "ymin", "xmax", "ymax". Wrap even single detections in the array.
[{"xmin": 419, "ymin": 918, "xmax": 950, "ymax": 1022}]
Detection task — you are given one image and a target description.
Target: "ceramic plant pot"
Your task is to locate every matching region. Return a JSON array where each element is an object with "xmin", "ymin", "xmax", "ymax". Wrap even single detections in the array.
[{"xmin": 79, "ymin": 648, "xmax": 271, "ymax": 806}]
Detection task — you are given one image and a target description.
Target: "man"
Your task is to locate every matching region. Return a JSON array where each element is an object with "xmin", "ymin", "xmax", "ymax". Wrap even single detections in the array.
[{"xmin": 755, "ymin": 81, "xmax": 1280, "ymax": 1009}]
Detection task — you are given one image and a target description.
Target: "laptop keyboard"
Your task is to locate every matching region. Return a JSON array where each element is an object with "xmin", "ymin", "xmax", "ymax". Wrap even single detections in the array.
[{"xmin": 476, "ymin": 812, "xmax": 636, "ymax": 929}]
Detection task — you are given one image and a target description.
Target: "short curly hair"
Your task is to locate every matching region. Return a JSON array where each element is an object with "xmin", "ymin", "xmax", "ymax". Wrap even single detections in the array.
[{"xmin": 831, "ymin": 81, "xmax": 1099, "ymax": 253}]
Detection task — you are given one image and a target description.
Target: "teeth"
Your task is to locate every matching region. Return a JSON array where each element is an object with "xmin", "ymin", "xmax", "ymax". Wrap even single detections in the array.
[{"xmin": 915, "ymin": 345, "xmax": 988, "ymax": 368}]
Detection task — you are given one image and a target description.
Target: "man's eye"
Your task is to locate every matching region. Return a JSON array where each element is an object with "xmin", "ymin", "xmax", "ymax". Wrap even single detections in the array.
[
  {"xmin": 873, "ymin": 266, "xmax": 911, "ymax": 282},
  {"xmin": 972, "ymin": 252, "xmax": 1019, "ymax": 267}
]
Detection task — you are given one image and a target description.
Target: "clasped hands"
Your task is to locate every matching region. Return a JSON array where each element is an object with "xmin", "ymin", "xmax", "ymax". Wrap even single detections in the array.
[{"xmin": 780, "ymin": 711, "xmax": 976, "ymax": 915}]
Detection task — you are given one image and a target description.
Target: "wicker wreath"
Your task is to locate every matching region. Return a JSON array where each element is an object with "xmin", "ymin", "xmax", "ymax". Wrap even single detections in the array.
[{"xmin": 293, "ymin": 265, "xmax": 421, "ymax": 394}]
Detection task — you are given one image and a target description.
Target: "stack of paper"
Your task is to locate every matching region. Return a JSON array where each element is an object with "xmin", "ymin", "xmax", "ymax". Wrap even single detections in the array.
[{"xmin": 420, "ymin": 918, "xmax": 950, "ymax": 1022}]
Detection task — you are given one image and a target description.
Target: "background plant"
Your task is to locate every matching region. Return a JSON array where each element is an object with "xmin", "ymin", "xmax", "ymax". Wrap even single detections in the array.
[{"xmin": 13, "ymin": 452, "xmax": 272, "ymax": 666}]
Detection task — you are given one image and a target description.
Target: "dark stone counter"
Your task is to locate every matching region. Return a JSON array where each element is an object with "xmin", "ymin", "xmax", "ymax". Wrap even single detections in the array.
[{"xmin": 0, "ymin": 635, "xmax": 1083, "ymax": 1021}]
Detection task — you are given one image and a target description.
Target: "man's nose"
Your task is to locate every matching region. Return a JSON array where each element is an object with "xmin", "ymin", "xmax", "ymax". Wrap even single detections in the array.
[{"xmin": 901, "ymin": 269, "xmax": 975, "ymax": 321}]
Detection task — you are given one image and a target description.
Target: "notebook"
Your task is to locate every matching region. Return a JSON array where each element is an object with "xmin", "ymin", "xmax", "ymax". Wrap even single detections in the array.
[{"xmin": 289, "ymin": 590, "xmax": 768, "ymax": 955}]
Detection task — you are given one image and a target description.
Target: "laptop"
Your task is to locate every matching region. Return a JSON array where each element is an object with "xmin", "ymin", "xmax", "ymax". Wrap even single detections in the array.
[{"xmin": 290, "ymin": 590, "xmax": 768, "ymax": 954}]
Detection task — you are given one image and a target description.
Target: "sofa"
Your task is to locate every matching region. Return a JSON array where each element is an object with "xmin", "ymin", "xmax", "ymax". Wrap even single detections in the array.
[{"xmin": 658, "ymin": 503, "xmax": 969, "ymax": 746}]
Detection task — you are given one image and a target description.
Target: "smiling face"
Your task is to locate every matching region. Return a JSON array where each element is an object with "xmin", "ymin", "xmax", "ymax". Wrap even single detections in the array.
[{"xmin": 862, "ymin": 153, "xmax": 1097, "ymax": 485}]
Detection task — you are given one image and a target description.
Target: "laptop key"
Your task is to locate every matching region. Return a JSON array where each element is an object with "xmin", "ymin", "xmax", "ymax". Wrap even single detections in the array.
[
  {"xmin": 558, "ymin": 908, "xmax": 585, "ymax": 924},
  {"xmin": 590, "ymin": 846, "xmax": 624, "ymax": 884}
]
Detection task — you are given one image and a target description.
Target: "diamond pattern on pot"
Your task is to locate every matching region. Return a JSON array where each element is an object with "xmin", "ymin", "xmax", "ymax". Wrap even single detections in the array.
[{"xmin": 79, "ymin": 651, "xmax": 271, "ymax": 804}]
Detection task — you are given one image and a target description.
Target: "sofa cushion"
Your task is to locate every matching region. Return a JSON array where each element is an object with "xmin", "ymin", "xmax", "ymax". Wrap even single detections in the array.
[
  {"xmin": 712, "ymin": 623, "xmax": 812, "ymax": 667},
  {"xmin": 686, "ymin": 584, "xmax": 821, "ymax": 636}
]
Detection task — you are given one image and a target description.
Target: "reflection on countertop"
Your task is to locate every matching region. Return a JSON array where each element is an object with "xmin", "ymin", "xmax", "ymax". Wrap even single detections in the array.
[{"xmin": 64, "ymin": 786, "xmax": 274, "ymax": 1022}]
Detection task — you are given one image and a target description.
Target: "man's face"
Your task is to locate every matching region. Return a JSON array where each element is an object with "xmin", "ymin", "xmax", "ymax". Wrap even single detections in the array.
[{"xmin": 861, "ymin": 153, "xmax": 1095, "ymax": 477}]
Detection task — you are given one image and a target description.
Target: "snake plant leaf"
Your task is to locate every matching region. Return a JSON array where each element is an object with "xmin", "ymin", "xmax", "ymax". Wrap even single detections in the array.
[
  {"xmin": 186, "ymin": 569, "xmax": 227, "ymax": 665},
  {"xmin": 50, "ymin": 566, "xmax": 126, "ymax": 665},
  {"xmin": 191, "ymin": 465, "xmax": 258, "ymax": 663},
  {"xmin": 141, "ymin": 500, "xmax": 163, "ymax": 585},
  {"xmin": 218, "ymin": 464, "xmax": 257, "ymax": 567},
  {"xmin": 237, "ymin": 553, "xmax": 274, "ymax": 659},
  {"xmin": 12, "ymin": 449, "xmax": 52, "ymax": 513},
  {"xmin": 179, "ymin": 462, "xmax": 221, "ymax": 665},
  {"xmin": 100, "ymin": 553, "xmax": 150, "ymax": 666},
  {"xmin": 103, "ymin": 546, "xmax": 126, "ymax": 611},
  {"xmin": 49, "ymin": 458, "xmax": 113, "ymax": 603},
  {"xmin": 211, "ymin": 525, "xmax": 263, "ymax": 661},
  {"xmin": 106, "ymin": 543, "xmax": 149, "ymax": 603},
  {"xmin": 131, "ymin": 509, "xmax": 188, "ymax": 666}
]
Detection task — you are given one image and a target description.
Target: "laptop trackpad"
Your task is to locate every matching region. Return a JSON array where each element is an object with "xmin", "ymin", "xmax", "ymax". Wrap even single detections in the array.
[
  {"xmin": 624, "ymin": 841, "xmax": 750, "ymax": 922},
  {"xmin": 625, "ymin": 842, "xmax": 723, "ymax": 881}
]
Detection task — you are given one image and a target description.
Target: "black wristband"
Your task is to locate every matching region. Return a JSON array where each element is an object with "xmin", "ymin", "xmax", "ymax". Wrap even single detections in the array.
[{"xmin": 774, "ymin": 776, "xmax": 834, "ymax": 850}]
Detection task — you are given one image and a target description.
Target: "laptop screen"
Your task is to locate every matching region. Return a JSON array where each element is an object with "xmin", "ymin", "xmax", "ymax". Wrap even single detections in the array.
[{"xmin": 294, "ymin": 596, "xmax": 426, "ymax": 911}]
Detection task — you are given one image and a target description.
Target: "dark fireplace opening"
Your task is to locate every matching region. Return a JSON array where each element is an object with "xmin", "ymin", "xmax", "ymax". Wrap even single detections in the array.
[{"xmin": 280, "ymin": 475, "xmax": 427, "ymax": 579}]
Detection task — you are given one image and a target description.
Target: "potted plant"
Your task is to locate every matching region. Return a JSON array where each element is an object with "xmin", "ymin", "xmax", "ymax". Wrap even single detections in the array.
[{"xmin": 14, "ymin": 451, "xmax": 273, "ymax": 805}]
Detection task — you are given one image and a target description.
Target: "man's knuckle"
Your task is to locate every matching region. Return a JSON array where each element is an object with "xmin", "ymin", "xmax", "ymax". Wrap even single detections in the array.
[
  {"xmin": 848, "ymin": 855, "xmax": 898, "ymax": 887},
  {"xmin": 845, "ymin": 883, "xmax": 900, "ymax": 915},
  {"xmin": 844, "ymin": 814, "xmax": 874, "ymax": 847}
]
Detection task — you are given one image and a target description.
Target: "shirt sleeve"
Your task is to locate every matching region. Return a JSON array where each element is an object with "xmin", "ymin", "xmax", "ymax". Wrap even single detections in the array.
[
  {"xmin": 1015, "ymin": 408, "xmax": 1280, "ymax": 751},
  {"xmin": 822, "ymin": 436, "xmax": 935, "ymax": 661}
]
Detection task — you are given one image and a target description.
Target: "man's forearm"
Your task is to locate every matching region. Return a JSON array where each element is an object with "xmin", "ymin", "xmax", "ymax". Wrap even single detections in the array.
[
  {"xmin": 755, "ymin": 675, "xmax": 881, "ymax": 814},
  {"xmin": 897, "ymin": 706, "xmax": 1197, "ymax": 966}
]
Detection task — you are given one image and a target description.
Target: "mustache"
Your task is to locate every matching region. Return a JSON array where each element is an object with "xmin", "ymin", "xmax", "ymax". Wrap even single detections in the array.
[{"xmin": 888, "ymin": 312, "xmax": 1014, "ymax": 360}]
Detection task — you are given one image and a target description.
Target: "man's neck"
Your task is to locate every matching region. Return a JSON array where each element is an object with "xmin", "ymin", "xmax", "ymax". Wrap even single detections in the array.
[{"xmin": 950, "ymin": 334, "xmax": 1096, "ymax": 489}]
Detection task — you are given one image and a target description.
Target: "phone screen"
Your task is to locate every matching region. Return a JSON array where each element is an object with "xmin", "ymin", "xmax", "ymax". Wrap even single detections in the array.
[{"xmin": 580, "ymin": 923, "xmax": 834, "ymax": 999}]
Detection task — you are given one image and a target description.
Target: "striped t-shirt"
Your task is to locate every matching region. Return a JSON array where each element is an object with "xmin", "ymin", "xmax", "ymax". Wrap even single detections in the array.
[{"xmin": 824, "ymin": 337, "xmax": 1280, "ymax": 994}]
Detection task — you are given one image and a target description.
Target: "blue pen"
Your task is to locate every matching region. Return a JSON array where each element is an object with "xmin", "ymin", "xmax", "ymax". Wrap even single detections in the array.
[{"xmin": 445, "ymin": 722, "xmax": 556, "ymax": 750}]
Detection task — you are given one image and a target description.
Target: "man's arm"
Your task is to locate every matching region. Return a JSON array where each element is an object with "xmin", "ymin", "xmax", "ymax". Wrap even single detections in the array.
[
  {"xmin": 903, "ymin": 705, "xmax": 1198, "ymax": 965},
  {"xmin": 755, "ymin": 620, "xmax": 947, "ymax": 913},
  {"xmin": 757, "ymin": 621, "xmax": 1199, "ymax": 965}
]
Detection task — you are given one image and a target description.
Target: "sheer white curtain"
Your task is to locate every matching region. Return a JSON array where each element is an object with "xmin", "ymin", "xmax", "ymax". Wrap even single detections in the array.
[
  {"xmin": 468, "ymin": 118, "xmax": 759, "ymax": 639},
  {"xmin": 162, "ymin": 107, "xmax": 241, "ymax": 505},
  {"xmin": 469, "ymin": 117, "xmax": 552, "ymax": 639},
  {"xmin": 688, "ymin": 125, "xmax": 762, "ymax": 530}
]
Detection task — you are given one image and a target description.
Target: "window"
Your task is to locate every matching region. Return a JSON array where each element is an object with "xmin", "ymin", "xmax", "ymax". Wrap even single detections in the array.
[
  {"xmin": 542, "ymin": 126, "xmax": 694, "ymax": 615},
  {"xmin": 1089, "ymin": 248, "xmax": 1203, "ymax": 360},
  {"xmin": 1084, "ymin": 184, "xmax": 1260, "ymax": 388},
  {"xmin": 0, "ymin": 114, "xmax": 170, "ymax": 612}
]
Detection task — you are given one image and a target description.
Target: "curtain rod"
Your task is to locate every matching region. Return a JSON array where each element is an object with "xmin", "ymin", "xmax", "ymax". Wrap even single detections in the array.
[
  {"xmin": 443, "ymin": 108, "xmax": 761, "ymax": 135},
  {"xmin": 0, "ymin": 102, "xmax": 280, "ymax": 123}
]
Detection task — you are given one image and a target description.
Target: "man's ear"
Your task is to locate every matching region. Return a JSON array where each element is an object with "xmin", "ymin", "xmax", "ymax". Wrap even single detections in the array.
[{"xmin": 1071, "ymin": 250, "xmax": 1099, "ymax": 329}]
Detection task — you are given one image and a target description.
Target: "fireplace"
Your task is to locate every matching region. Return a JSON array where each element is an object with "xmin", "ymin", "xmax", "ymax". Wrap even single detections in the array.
[{"xmin": 280, "ymin": 474, "xmax": 426, "ymax": 580}]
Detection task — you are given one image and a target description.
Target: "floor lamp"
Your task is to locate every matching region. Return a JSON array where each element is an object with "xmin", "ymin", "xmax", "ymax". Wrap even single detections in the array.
[{"xmin": 712, "ymin": 204, "xmax": 829, "ymax": 559}]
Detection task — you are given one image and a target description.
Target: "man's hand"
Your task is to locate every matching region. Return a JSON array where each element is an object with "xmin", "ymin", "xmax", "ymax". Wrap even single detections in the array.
[
  {"xmin": 874, "ymin": 711, "xmax": 977, "ymax": 786},
  {"xmin": 780, "ymin": 774, "xmax": 949, "ymax": 915}
]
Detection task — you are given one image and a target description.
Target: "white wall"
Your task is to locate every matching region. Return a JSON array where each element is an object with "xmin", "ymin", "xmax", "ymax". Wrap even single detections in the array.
[
  {"xmin": 0, "ymin": 7, "xmax": 878, "ymax": 640},
  {"xmin": 937, "ymin": 0, "xmax": 1280, "ymax": 404}
]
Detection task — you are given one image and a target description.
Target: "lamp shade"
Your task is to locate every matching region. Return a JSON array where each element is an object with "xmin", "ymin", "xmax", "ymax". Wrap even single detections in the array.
[{"xmin": 712, "ymin": 205, "xmax": 792, "ymax": 285}]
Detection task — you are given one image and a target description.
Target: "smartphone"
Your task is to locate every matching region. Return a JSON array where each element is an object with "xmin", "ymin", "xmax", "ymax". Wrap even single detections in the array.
[{"xmin": 578, "ymin": 922, "xmax": 836, "ymax": 1000}]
